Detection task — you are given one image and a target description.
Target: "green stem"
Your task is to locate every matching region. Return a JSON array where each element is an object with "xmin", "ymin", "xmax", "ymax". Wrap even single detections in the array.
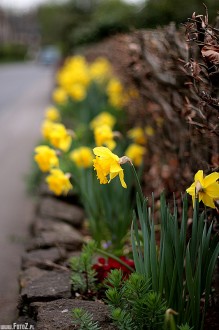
[
  {"xmin": 95, "ymin": 247, "xmax": 135, "ymax": 272},
  {"xmin": 130, "ymin": 163, "xmax": 145, "ymax": 203}
]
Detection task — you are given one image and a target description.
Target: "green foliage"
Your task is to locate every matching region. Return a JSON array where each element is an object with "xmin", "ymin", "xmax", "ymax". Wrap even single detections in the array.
[
  {"xmin": 105, "ymin": 269, "xmax": 167, "ymax": 330},
  {"xmin": 36, "ymin": 0, "xmax": 219, "ymax": 54},
  {"xmin": 36, "ymin": 0, "xmax": 142, "ymax": 53},
  {"xmin": 139, "ymin": 0, "xmax": 218, "ymax": 28},
  {"xmin": 0, "ymin": 43, "xmax": 27, "ymax": 62},
  {"xmin": 131, "ymin": 183, "xmax": 219, "ymax": 329},
  {"xmin": 178, "ymin": 324, "xmax": 193, "ymax": 330},
  {"xmin": 72, "ymin": 308, "xmax": 101, "ymax": 330},
  {"xmin": 37, "ymin": 3, "xmax": 68, "ymax": 47},
  {"xmin": 70, "ymin": 165, "xmax": 134, "ymax": 251},
  {"xmin": 70, "ymin": 241, "xmax": 98, "ymax": 294}
]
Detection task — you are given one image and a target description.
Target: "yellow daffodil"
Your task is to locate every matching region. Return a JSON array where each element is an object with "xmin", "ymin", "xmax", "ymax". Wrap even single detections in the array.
[
  {"xmin": 145, "ymin": 125, "xmax": 155, "ymax": 137},
  {"xmin": 94, "ymin": 124, "xmax": 116, "ymax": 150},
  {"xmin": 52, "ymin": 87, "xmax": 68, "ymax": 105},
  {"xmin": 93, "ymin": 147, "xmax": 127, "ymax": 188},
  {"xmin": 34, "ymin": 145, "xmax": 59, "ymax": 172},
  {"xmin": 56, "ymin": 55, "xmax": 90, "ymax": 91},
  {"xmin": 68, "ymin": 83, "xmax": 86, "ymax": 101},
  {"xmin": 186, "ymin": 170, "xmax": 219, "ymax": 208},
  {"xmin": 45, "ymin": 106, "xmax": 61, "ymax": 122},
  {"xmin": 41, "ymin": 120, "xmax": 55, "ymax": 140},
  {"xmin": 48, "ymin": 123, "xmax": 72, "ymax": 152},
  {"xmin": 90, "ymin": 112, "xmax": 116, "ymax": 130},
  {"xmin": 107, "ymin": 78, "xmax": 125, "ymax": 108},
  {"xmin": 70, "ymin": 147, "xmax": 93, "ymax": 168},
  {"xmin": 127, "ymin": 127, "xmax": 147, "ymax": 145},
  {"xmin": 89, "ymin": 57, "xmax": 112, "ymax": 83},
  {"xmin": 125, "ymin": 143, "xmax": 146, "ymax": 167},
  {"xmin": 46, "ymin": 169, "xmax": 72, "ymax": 195}
]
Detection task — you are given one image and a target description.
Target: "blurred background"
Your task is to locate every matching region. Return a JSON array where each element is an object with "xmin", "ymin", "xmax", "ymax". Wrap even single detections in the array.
[{"xmin": 0, "ymin": 0, "xmax": 217, "ymax": 63}]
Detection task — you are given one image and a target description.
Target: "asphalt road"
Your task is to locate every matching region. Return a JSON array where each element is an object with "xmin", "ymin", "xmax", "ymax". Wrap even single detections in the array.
[{"xmin": 0, "ymin": 62, "xmax": 54, "ymax": 323}]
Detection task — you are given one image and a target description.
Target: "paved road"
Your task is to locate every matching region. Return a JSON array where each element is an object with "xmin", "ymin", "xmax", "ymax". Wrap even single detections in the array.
[{"xmin": 0, "ymin": 62, "xmax": 54, "ymax": 323}]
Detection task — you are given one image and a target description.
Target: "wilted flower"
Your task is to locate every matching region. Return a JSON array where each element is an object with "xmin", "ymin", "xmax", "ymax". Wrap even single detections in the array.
[
  {"xmin": 94, "ymin": 124, "xmax": 116, "ymax": 150},
  {"xmin": 70, "ymin": 146, "xmax": 93, "ymax": 168},
  {"xmin": 46, "ymin": 168, "xmax": 72, "ymax": 195},
  {"xmin": 127, "ymin": 127, "xmax": 147, "ymax": 145},
  {"xmin": 125, "ymin": 143, "xmax": 146, "ymax": 166},
  {"xmin": 90, "ymin": 111, "xmax": 116, "ymax": 130},
  {"xmin": 34, "ymin": 145, "xmax": 59, "ymax": 172},
  {"xmin": 48, "ymin": 123, "xmax": 72, "ymax": 152},
  {"xmin": 186, "ymin": 170, "xmax": 219, "ymax": 208},
  {"xmin": 44, "ymin": 106, "xmax": 61, "ymax": 122},
  {"xmin": 93, "ymin": 147, "xmax": 129, "ymax": 188}
]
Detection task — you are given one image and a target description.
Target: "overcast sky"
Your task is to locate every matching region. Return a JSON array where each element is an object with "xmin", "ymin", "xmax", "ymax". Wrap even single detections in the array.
[{"xmin": 0, "ymin": 0, "xmax": 143, "ymax": 12}]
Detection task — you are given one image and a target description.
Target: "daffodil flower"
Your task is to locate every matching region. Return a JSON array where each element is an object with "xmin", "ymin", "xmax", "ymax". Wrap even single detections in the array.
[
  {"xmin": 186, "ymin": 170, "xmax": 219, "ymax": 208},
  {"xmin": 45, "ymin": 106, "xmax": 60, "ymax": 122},
  {"xmin": 48, "ymin": 123, "xmax": 72, "ymax": 152},
  {"xmin": 127, "ymin": 127, "xmax": 147, "ymax": 145},
  {"xmin": 52, "ymin": 87, "xmax": 68, "ymax": 105},
  {"xmin": 90, "ymin": 112, "xmax": 116, "ymax": 130},
  {"xmin": 125, "ymin": 143, "xmax": 146, "ymax": 166},
  {"xmin": 34, "ymin": 145, "xmax": 59, "ymax": 172},
  {"xmin": 46, "ymin": 169, "xmax": 72, "ymax": 195},
  {"xmin": 94, "ymin": 124, "xmax": 116, "ymax": 150},
  {"xmin": 93, "ymin": 147, "xmax": 130, "ymax": 188},
  {"xmin": 70, "ymin": 146, "xmax": 93, "ymax": 168}
]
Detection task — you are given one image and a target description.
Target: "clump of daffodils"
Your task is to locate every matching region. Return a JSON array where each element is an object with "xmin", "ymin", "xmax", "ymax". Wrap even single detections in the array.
[{"xmin": 33, "ymin": 55, "xmax": 149, "ymax": 203}]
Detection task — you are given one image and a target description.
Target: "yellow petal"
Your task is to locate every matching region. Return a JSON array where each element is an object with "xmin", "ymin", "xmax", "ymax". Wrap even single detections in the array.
[
  {"xmin": 109, "ymin": 171, "xmax": 118, "ymax": 181},
  {"xmin": 119, "ymin": 170, "xmax": 127, "ymax": 188},
  {"xmin": 205, "ymin": 183, "xmax": 219, "ymax": 199},
  {"xmin": 186, "ymin": 183, "xmax": 196, "ymax": 196},
  {"xmin": 204, "ymin": 172, "xmax": 219, "ymax": 187},
  {"xmin": 194, "ymin": 170, "xmax": 204, "ymax": 184},
  {"xmin": 200, "ymin": 193, "xmax": 216, "ymax": 208},
  {"xmin": 110, "ymin": 161, "xmax": 122, "ymax": 173},
  {"xmin": 93, "ymin": 146, "xmax": 118, "ymax": 160}
]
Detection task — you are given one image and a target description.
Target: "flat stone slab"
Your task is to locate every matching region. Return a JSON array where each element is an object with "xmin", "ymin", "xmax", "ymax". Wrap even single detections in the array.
[
  {"xmin": 38, "ymin": 196, "xmax": 84, "ymax": 228},
  {"xmin": 27, "ymin": 220, "xmax": 83, "ymax": 251},
  {"xmin": 31, "ymin": 299, "xmax": 116, "ymax": 329},
  {"xmin": 21, "ymin": 247, "xmax": 66, "ymax": 269},
  {"xmin": 21, "ymin": 270, "xmax": 71, "ymax": 303},
  {"xmin": 19, "ymin": 267, "xmax": 49, "ymax": 289}
]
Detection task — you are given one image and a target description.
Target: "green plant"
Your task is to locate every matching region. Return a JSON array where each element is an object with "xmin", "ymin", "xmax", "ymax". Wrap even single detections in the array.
[
  {"xmin": 131, "ymin": 182, "xmax": 219, "ymax": 329},
  {"xmin": 70, "ymin": 241, "xmax": 98, "ymax": 295},
  {"xmin": 104, "ymin": 269, "xmax": 167, "ymax": 330},
  {"xmin": 177, "ymin": 324, "xmax": 193, "ymax": 330},
  {"xmin": 70, "ymin": 164, "xmax": 135, "ymax": 251},
  {"xmin": 72, "ymin": 308, "xmax": 101, "ymax": 330}
]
